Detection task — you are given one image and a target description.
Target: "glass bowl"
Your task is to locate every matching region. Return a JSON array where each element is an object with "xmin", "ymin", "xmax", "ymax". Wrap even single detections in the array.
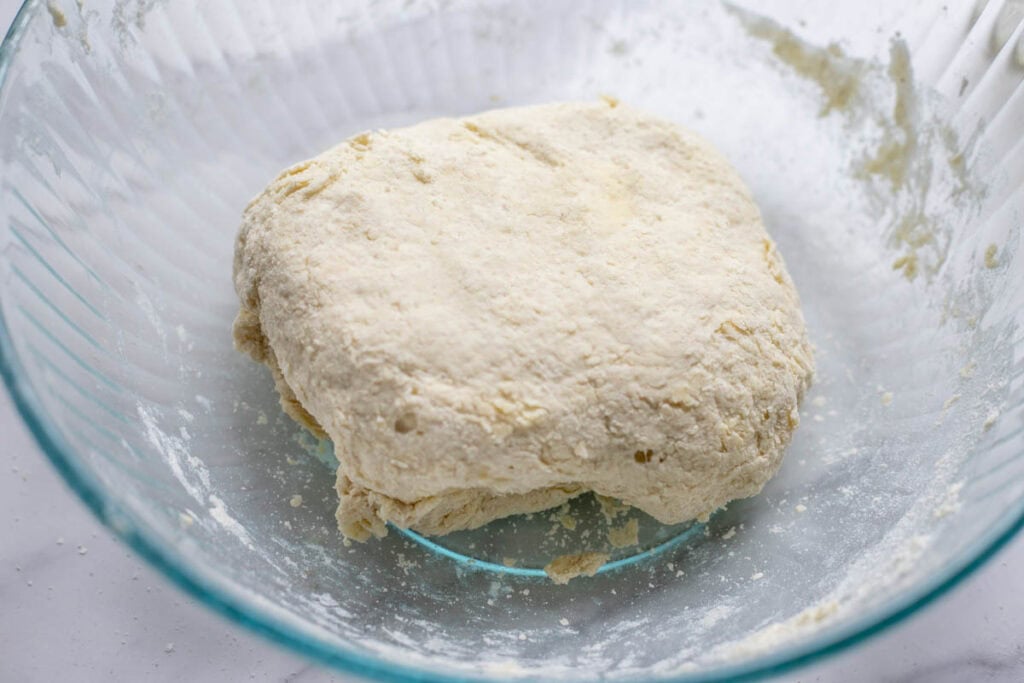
[{"xmin": 1, "ymin": 0, "xmax": 1022, "ymax": 680}]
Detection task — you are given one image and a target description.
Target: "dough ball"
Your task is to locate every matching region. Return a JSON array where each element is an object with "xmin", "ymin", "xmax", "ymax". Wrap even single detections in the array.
[{"xmin": 233, "ymin": 100, "xmax": 814, "ymax": 541}]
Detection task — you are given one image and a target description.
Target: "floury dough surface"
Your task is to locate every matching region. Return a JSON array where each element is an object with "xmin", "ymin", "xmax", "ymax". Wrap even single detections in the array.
[{"xmin": 232, "ymin": 100, "xmax": 814, "ymax": 542}]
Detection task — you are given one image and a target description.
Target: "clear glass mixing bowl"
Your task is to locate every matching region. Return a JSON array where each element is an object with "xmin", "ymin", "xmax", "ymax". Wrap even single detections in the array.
[{"xmin": 1, "ymin": 0, "xmax": 1022, "ymax": 680}]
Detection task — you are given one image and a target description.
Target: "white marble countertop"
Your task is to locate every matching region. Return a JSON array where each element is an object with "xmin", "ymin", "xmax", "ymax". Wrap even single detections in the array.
[{"xmin": 1, "ymin": 2, "xmax": 1023, "ymax": 681}]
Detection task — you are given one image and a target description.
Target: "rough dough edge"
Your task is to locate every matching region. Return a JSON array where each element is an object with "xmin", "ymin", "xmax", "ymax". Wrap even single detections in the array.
[
  {"xmin": 233, "ymin": 305, "xmax": 327, "ymax": 438},
  {"xmin": 336, "ymin": 474, "xmax": 586, "ymax": 541}
]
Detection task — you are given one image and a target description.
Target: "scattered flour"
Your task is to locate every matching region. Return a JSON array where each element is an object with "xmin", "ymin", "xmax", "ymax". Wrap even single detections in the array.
[
  {"xmin": 208, "ymin": 495, "xmax": 254, "ymax": 550},
  {"xmin": 933, "ymin": 482, "xmax": 964, "ymax": 519}
]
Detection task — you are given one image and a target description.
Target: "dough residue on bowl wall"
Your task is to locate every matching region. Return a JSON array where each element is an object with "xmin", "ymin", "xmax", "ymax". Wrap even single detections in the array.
[
  {"xmin": 544, "ymin": 552, "xmax": 611, "ymax": 585},
  {"xmin": 729, "ymin": 3, "xmax": 986, "ymax": 285}
]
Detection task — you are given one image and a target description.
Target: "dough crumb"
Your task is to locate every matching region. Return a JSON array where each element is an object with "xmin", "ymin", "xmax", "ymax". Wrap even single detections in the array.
[
  {"xmin": 892, "ymin": 254, "xmax": 918, "ymax": 280},
  {"xmin": 933, "ymin": 481, "xmax": 963, "ymax": 519},
  {"xmin": 544, "ymin": 552, "xmax": 610, "ymax": 584},
  {"xmin": 289, "ymin": 495, "xmax": 303, "ymax": 508},
  {"xmin": 880, "ymin": 391, "xmax": 894, "ymax": 406},
  {"xmin": 984, "ymin": 243, "xmax": 999, "ymax": 269},
  {"xmin": 596, "ymin": 495, "xmax": 630, "ymax": 523},
  {"xmin": 608, "ymin": 518, "xmax": 640, "ymax": 548},
  {"xmin": 47, "ymin": 2, "xmax": 67, "ymax": 28},
  {"xmin": 795, "ymin": 504, "xmax": 808, "ymax": 513}
]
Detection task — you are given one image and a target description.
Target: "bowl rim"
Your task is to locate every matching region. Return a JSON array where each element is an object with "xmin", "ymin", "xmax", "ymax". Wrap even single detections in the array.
[{"xmin": 2, "ymin": 1, "xmax": 1023, "ymax": 681}]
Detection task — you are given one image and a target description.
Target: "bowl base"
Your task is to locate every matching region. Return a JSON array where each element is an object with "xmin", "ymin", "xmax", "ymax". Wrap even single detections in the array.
[
  {"xmin": 396, "ymin": 493, "xmax": 704, "ymax": 578},
  {"xmin": 300, "ymin": 431, "xmax": 701, "ymax": 576}
]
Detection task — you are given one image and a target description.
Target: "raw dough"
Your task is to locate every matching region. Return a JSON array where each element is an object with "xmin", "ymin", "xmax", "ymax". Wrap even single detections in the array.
[
  {"xmin": 544, "ymin": 552, "xmax": 611, "ymax": 585},
  {"xmin": 233, "ymin": 100, "xmax": 814, "ymax": 541},
  {"xmin": 608, "ymin": 518, "xmax": 640, "ymax": 549}
]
